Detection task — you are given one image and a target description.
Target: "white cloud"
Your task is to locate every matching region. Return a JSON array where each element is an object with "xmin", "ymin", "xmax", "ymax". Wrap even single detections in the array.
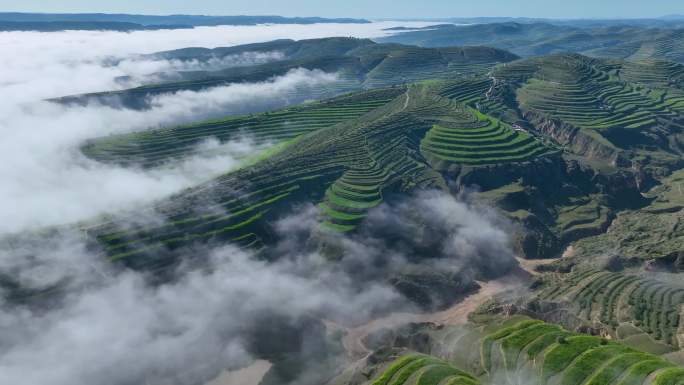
[
  {"xmin": 0, "ymin": 21, "xmax": 431, "ymax": 234},
  {"xmin": 0, "ymin": 22, "xmax": 515, "ymax": 385},
  {"xmin": 0, "ymin": 191, "xmax": 516, "ymax": 385},
  {"xmin": 0, "ymin": 21, "xmax": 435, "ymax": 102},
  {"xmin": 0, "ymin": 68, "xmax": 338, "ymax": 234}
]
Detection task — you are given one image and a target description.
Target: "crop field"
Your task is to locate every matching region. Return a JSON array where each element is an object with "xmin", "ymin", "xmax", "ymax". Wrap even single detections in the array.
[
  {"xmin": 626, "ymin": 30, "xmax": 684, "ymax": 64},
  {"xmin": 419, "ymin": 108, "xmax": 552, "ymax": 166},
  {"xmin": 82, "ymin": 87, "xmax": 425, "ymax": 265},
  {"xmin": 537, "ymin": 269, "xmax": 684, "ymax": 351},
  {"xmin": 64, "ymin": 38, "xmax": 516, "ymax": 110},
  {"xmin": 481, "ymin": 319, "xmax": 681, "ymax": 385},
  {"xmin": 433, "ymin": 54, "xmax": 684, "ymax": 160},
  {"xmin": 361, "ymin": 46, "xmax": 512, "ymax": 89},
  {"xmin": 383, "ymin": 22, "xmax": 684, "ymax": 64},
  {"xmin": 508, "ymin": 55, "xmax": 684, "ymax": 145},
  {"xmin": 618, "ymin": 60, "xmax": 684, "ymax": 88},
  {"xmin": 82, "ymin": 88, "xmax": 405, "ymax": 168},
  {"xmin": 516, "ymin": 63, "xmax": 666, "ymax": 133},
  {"xmin": 81, "ymin": 84, "xmax": 562, "ymax": 267},
  {"xmin": 369, "ymin": 354, "xmax": 479, "ymax": 385},
  {"xmin": 360, "ymin": 317, "xmax": 684, "ymax": 385}
]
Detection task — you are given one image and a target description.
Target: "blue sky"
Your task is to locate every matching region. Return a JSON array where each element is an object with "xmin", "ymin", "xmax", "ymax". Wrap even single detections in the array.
[{"xmin": 0, "ymin": 0, "xmax": 681, "ymax": 19}]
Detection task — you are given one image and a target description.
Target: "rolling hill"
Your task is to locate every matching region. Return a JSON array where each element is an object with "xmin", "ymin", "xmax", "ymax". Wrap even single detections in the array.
[
  {"xmin": 331, "ymin": 316, "xmax": 684, "ymax": 385},
  {"xmin": 381, "ymin": 23, "xmax": 684, "ymax": 63},
  {"xmin": 9, "ymin": 34, "xmax": 684, "ymax": 385},
  {"xmin": 80, "ymin": 84, "xmax": 557, "ymax": 268},
  {"xmin": 55, "ymin": 37, "xmax": 518, "ymax": 109},
  {"xmin": 73, "ymin": 50, "xmax": 684, "ymax": 269},
  {"xmin": 0, "ymin": 12, "xmax": 369, "ymax": 31}
]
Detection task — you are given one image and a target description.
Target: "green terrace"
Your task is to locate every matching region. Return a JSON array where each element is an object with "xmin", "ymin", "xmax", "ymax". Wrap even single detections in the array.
[
  {"xmin": 537, "ymin": 269, "xmax": 684, "ymax": 353},
  {"xmin": 619, "ymin": 60, "xmax": 684, "ymax": 88},
  {"xmin": 628, "ymin": 30, "xmax": 684, "ymax": 63},
  {"xmin": 369, "ymin": 354, "xmax": 480, "ymax": 385},
  {"xmin": 498, "ymin": 55, "xmax": 684, "ymax": 146},
  {"xmin": 420, "ymin": 108, "xmax": 554, "ymax": 166},
  {"xmin": 82, "ymin": 87, "xmax": 405, "ymax": 168},
  {"xmin": 84, "ymin": 87, "xmax": 427, "ymax": 265},
  {"xmin": 319, "ymin": 166, "xmax": 387, "ymax": 232},
  {"xmin": 481, "ymin": 319, "xmax": 683, "ymax": 385},
  {"xmin": 365, "ymin": 317, "xmax": 684, "ymax": 385}
]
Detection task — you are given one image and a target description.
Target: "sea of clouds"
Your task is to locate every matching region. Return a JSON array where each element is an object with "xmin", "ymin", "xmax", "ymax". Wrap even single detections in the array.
[
  {"xmin": 0, "ymin": 21, "xmax": 517, "ymax": 385},
  {"xmin": 0, "ymin": 21, "xmax": 434, "ymax": 233}
]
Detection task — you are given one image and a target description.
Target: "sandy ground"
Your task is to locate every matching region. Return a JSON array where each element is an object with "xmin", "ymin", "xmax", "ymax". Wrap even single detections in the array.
[
  {"xmin": 340, "ymin": 266, "xmax": 534, "ymax": 360},
  {"xmin": 337, "ymin": 249, "xmax": 569, "ymax": 360},
  {"xmin": 515, "ymin": 256, "xmax": 558, "ymax": 276},
  {"xmin": 204, "ymin": 360, "xmax": 272, "ymax": 385}
]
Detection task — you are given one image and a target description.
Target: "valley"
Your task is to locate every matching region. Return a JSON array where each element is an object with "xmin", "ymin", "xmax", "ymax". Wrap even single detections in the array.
[{"xmin": 3, "ymin": 11, "xmax": 684, "ymax": 385}]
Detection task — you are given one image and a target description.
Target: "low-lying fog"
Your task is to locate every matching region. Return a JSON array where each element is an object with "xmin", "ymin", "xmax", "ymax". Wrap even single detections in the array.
[
  {"xmin": 0, "ymin": 20, "xmax": 513, "ymax": 385},
  {"xmin": 0, "ymin": 21, "xmax": 434, "ymax": 233}
]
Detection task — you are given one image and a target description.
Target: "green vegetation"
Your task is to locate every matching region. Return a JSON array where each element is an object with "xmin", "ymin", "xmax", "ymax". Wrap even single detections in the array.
[
  {"xmin": 63, "ymin": 38, "xmax": 516, "ymax": 110},
  {"xmin": 537, "ymin": 268, "xmax": 684, "ymax": 350},
  {"xmin": 73, "ymin": 86, "xmax": 472, "ymax": 264},
  {"xmin": 83, "ymin": 88, "xmax": 405, "ymax": 168},
  {"xmin": 381, "ymin": 22, "xmax": 684, "ymax": 63},
  {"xmin": 481, "ymin": 319, "xmax": 680, "ymax": 385},
  {"xmin": 369, "ymin": 354, "xmax": 479, "ymax": 385},
  {"xmin": 420, "ymin": 108, "xmax": 552, "ymax": 166}
]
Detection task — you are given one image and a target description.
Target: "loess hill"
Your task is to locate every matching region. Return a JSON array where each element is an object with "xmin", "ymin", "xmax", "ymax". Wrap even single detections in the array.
[
  {"xmin": 57, "ymin": 37, "xmax": 517, "ymax": 109},
  {"xmin": 381, "ymin": 22, "xmax": 684, "ymax": 64},
  {"xmin": 9, "ymin": 34, "xmax": 684, "ymax": 385}
]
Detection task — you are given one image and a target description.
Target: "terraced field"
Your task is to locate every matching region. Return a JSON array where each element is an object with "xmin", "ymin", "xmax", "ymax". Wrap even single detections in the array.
[
  {"xmin": 360, "ymin": 45, "xmax": 514, "ymax": 89},
  {"xmin": 347, "ymin": 317, "xmax": 684, "ymax": 385},
  {"xmin": 626, "ymin": 30, "xmax": 684, "ymax": 64},
  {"xmin": 369, "ymin": 354, "xmax": 479, "ymax": 385},
  {"xmin": 537, "ymin": 269, "xmax": 684, "ymax": 352},
  {"xmin": 81, "ymin": 87, "xmax": 423, "ymax": 266},
  {"xmin": 320, "ymin": 166, "xmax": 387, "ymax": 232},
  {"xmin": 382, "ymin": 22, "xmax": 684, "ymax": 64},
  {"xmin": 481, "ymin": 319, "xmax": 682, "ymax": 385},
  {"xmin": 82, "ymin": 85, "xmax": 558, "ymax": 266},
  {"xmin": 618, "ymin": 60, "xmax": 684, "ymax": 88},
  {"xmin": 435, "ymin": 54, "xmax": 684, "ymax": 160},
  {"xmin": 515, "ymin": 61, "xmax": 666, "ymax": 133},
  {"xmin": 63, "ymin": 38, "xmax": 516, "ymax": 109},
  {"xmin": 420, "ymin": 108, "xmax": 552, "ymax": 166},
  {"xmin": 82, "ymin": 88, "xmax": 405, "ymax": 167}
]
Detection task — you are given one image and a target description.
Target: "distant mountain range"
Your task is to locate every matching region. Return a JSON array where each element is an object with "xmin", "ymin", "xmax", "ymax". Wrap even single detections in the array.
[
  {"xmin": 381, "ymin": 22, "xmax": 684, "ymax": 62},
  {"xmin": 0, "ymin": 12, "xmax": 370, "ymax": 31},
  {"xmin": 383, "ymin": 16, "xmax": 684, "ymax": 28}
]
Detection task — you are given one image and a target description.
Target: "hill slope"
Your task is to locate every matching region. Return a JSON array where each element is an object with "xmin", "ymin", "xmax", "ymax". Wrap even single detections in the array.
[
  {"xmin": 381, "ymin": 23, "xmax": 684, "ymax": 63},
  {"xmin": 55, "ymin": 37, "xmax": 518, "ymax": 109},
  {"xmin": 82, "ymin": 84, "xmax": 556, "ymax": 269}
]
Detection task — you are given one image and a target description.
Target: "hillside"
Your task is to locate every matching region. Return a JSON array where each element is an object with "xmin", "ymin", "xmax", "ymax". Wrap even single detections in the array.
[
  {"xmin": 0, "ymin": 20, "xmax": 192, "ymax": 31},
  {"xmin": 77, "ymin": 84, "xmax": 558, "ymax": 275},
  {"xmin": 331, "ymin": 317, "xmax": 684, "ymax": 385},
  {"xmin": 55, "ymin": 37, "xmax": 518, "ymax": 109},
  {"xmin": 381, "ymin": 23, "xmax": 684, "ymax": 63},
  {"xmin": 0, "ymin": 12, "xmax": 369, "ymax": 30},
  {"xmin": 7, "ymin": 32, "xmax": 684, "ymax": 385},
  {"xmin": 73, "ymin": 52, "xmax": 684, "ymax": 268}
]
